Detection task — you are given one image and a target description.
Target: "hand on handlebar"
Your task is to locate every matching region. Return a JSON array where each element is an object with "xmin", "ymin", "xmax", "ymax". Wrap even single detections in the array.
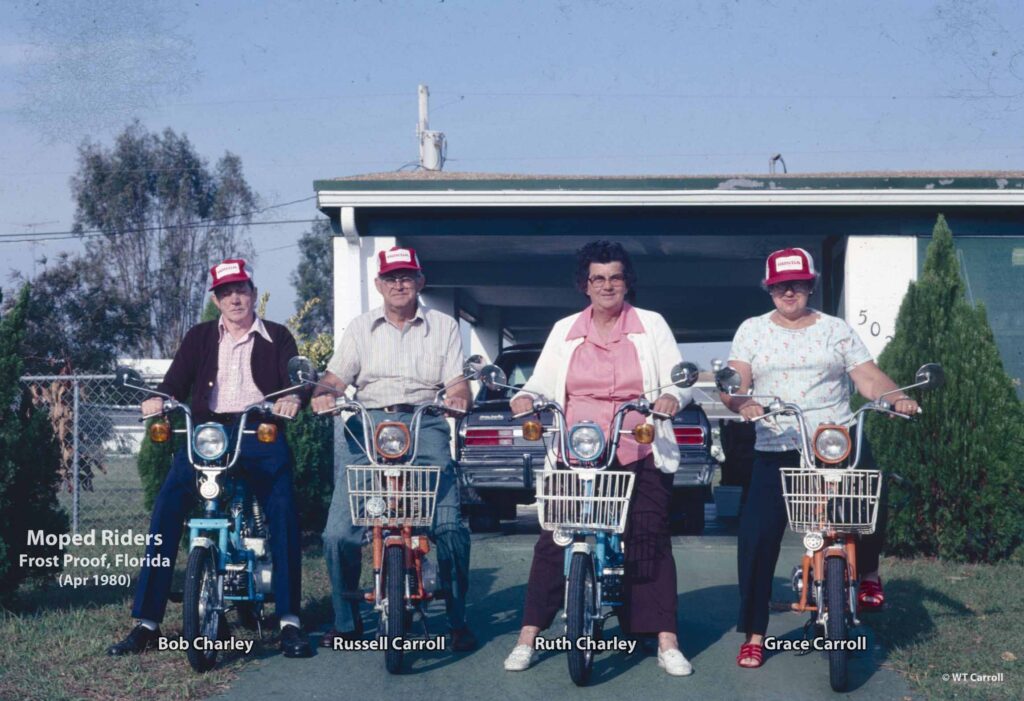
[
  {"xmin": 510, "ymin": 396, "xmax": 534, "ymax": 417},
  {"xmin": 311, "ymin": 393, "xmax": 339, "ymax": 414},
  {"xmin": 272, "ymin": 396, "xmax": 301, "ymax": 419},
  {"xmin": 443, "ymin": 395, "xmax": 468, "ymax": 417},
  {"xmin": 141, "ymin": 397, "xmax": 164, "ymax": 418},
  {"xmin": 890, "ymin": 397, "xmax": 920, "ymax": 417},
  {"xmin": 738, "ymin": 400, "xmax": 766, "ymax": 422},
  {"xmin": 651, "ymin": 393, "xmax": 679, "ymax": 418}
]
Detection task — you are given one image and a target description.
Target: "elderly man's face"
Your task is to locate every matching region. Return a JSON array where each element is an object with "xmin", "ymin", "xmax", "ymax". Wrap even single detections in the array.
[
  {"xmin": 375, "ymin": 271, "xmax": 425, "ymax": 309},
  {"xmin": 212, "ymin": 281, "xmax": 256, "ymax": 325}
]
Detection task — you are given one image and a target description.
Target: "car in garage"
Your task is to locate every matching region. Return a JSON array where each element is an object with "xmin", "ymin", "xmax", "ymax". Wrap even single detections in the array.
[{"xmin": 457, "ymin": 344, "xmax": 718, "ymax": 534}]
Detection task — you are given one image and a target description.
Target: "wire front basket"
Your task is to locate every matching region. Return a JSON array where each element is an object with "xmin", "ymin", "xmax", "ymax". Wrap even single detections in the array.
[
  {"xmin": 346, "ymin": 464, "xmax": 441, "ymax": 527},
  {"xmin": 780, "ymin": 467, "xmax": 882, "ymax": 534},
  {"xmin": 535, "ymin": 469, "xmax": 635, "ymax": 533}
]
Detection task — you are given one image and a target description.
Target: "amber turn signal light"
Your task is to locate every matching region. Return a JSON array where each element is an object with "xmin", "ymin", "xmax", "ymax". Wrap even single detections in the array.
[
  {"xmin": 257, "ymin": 423, "xmax": 278, "ymax": 443},
  {"xmin": 522, "ymin": 420, "xmax": 543, "ymax": 441},
  {"xmin": 632, "ymin": 423, "xmax": 655, "ymax": 445},
  {"xmin": 148, "ymin": 419, "xmax": 170, "ymax": 443}
]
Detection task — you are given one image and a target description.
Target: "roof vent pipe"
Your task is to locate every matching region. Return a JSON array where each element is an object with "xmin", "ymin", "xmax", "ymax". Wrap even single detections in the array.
[{"xmin": 417, "ymin": 84, "xmax": 446, "ymax": 171}]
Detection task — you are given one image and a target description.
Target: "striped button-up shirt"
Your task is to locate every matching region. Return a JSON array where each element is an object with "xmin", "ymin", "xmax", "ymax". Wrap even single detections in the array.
[
  {"xmin": 326, "ymin": 305, "xmax": 464, "ymax": 408},
  {"xmin": 209, "ymin": 315, "xmax": 273, "ymax": 413}
]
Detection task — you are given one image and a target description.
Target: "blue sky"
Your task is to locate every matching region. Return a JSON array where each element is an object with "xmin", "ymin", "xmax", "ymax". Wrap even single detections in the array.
[{"xmin": 2, "ymin": 0, "xmax": 1022, "ymax": 324}]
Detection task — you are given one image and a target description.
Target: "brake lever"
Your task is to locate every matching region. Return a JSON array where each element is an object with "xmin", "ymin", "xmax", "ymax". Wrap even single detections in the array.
[{"xmin": 511, "ymin": 409, "xmax": 535, "ymax": 421}]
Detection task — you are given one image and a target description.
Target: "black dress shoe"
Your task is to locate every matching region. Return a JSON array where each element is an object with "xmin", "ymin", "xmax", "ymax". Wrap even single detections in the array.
[
  {"xmin": 107, "ymin": 624, "xmax": 161, "ymax": 656},
  {"xmin": 450, "ymin": 626, "xmax": 478, "ymax": 652},
  {"xmin": 280, "ymin": 625, "xmax": 313, "ymax": 658},
  {"xmin": 320, "ymin": 626, "xmax": 364, "ymax": 648}
]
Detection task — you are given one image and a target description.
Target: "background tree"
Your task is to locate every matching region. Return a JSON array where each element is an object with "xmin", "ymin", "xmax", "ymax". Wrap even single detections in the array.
[
  {"xmin": 290, "ymin": 218, "xmax": 333, "ymax": 338},
  {"xmin": 0, "ymin": 287, "xmax": 69, "ymax": 602},
  {"xmin": 10, "ymin": 253, "xmax": 149, "ymax": 375},
  {"xmin": 72, "ymin": 120, "xmax": 257, "ymax": 357},
  {"xmin": 869, "ymin": 215, "xmax": 1024, "ymax": 562}
]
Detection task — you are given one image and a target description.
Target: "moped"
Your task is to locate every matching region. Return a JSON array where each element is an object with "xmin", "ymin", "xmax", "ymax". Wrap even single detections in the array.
[
  {"xmin": 289, "ymin": 355, "xmax": 487, "ymax": 674},
  {"xmin": 116, "ymin": 365, "xmax": 304, "ymax": 672},
  {"xmin": 715, "ymin": 362, "xmax": 944, "ymax": 691},
  {"xmin": 489, "ymin": 362, "xmax": 698, "ymax": 686}
]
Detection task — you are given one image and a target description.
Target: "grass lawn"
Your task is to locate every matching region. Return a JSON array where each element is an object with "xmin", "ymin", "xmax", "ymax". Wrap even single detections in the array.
[
  {"xmin": 2, "ymin": 545, "xmax": 1019, "ymax": 700},
  {"xmin": 0, "ymin": 540, "xmax": 348, "ymax": 701},
  {"xmin": 872, "ymin": 556, "xmax": 1021, "ymax": 700}
]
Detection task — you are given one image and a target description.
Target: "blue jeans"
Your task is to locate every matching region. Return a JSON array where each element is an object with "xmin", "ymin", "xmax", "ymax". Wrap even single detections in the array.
[
  {"xmin": 322, "ymin": 411, "xmax": 470, "ymax": 632},
  {"xmin": 132, "ymin": 431, "xmax": 301, "ymax": 623}
]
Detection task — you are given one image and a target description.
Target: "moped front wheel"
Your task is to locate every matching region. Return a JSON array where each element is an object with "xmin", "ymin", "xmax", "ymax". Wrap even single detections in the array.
[
  {"xmin": 183, "ymin": 546, "xmax": 222, "ymax": 673},
  {"xmin": 824, "ymin": 556, "xmax": 849, "ymax": 691},
  {"xmin": 566, "ymin": 551, "xmax": 597, "ymax": 686},
  {"xmin": 383, "ymin": 544, "xmax": 406, "ymax": 674}
]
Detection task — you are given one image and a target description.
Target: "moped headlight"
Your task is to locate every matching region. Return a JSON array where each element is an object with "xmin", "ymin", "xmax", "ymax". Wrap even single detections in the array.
[
  {"xmin": 375, "ymin": 422, "xmax": 410, "ymax": 460},
  {"xmin": 568, "ymin": 422, "xmax": 605, "ymax": 462},
  {"xmin": 813, "ymin": 425, "xmax": 851, "ymax": 464},
  {"xmin": 193, "ymin": 423, "xmax": 228, "ymax": 461}
]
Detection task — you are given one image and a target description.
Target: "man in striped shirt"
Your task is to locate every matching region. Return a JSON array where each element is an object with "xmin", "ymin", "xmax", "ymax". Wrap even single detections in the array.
[
  {"xmin": 311, "ymin": 246, "xmax": 476, "ymax": 652},
  {"xmin": 108, "ymin": 259, "xmax": 312, "ymax": 659}
]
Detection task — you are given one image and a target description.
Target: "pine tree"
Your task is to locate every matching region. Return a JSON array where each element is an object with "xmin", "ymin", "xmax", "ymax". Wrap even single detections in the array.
[
  {"xmin": 0, "ymin": 287, "xmax": 69, "ymax": 600},
  {"xmin": 869, "ymin": 215, "xmax": 1024, "ymax": 562}
]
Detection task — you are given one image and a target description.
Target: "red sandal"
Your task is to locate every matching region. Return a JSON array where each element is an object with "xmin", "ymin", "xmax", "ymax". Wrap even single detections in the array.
[
  {"xmin": 736, "ymin": 642, "xmax": 764, "ymax": 668},
  {"xmin": 858, "ymin": 577, "xmax": 885, "ymax": 610}
]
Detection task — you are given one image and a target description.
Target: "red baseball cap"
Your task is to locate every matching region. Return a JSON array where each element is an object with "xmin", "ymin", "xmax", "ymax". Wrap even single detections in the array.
[
  {"xmin": 209, "ymin": 258, "xmax": 254, "ymax": 290},
  {"xmin": 377, "ymin": 246, "xmax": 422, "ymax": 276},
  {"xmin": 763, "ymin": 248, "xmax": 817, "ymax": 286}
]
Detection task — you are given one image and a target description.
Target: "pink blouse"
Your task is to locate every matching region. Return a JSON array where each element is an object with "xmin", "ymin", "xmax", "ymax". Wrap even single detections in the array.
[{"xmin": 564, "ymin": 303, "xmax": 652, "ymax": 465}]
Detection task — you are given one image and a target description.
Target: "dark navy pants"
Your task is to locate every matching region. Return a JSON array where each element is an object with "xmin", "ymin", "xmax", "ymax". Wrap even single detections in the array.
[
  {"xmin": 131, "ymin": 432, "xmax": 302, "ymax": 623},
  {"xmin": 522, "ymin": 455, "xmax": 678, "ymax": 635},
  {"xmin": 735, "ymin": 438, "xmax": 888, "ymax": 635}
]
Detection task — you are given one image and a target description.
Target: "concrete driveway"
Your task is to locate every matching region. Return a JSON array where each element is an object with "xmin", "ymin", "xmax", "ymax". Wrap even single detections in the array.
[{"xmin": 214, "ymin": 508, "xmax": 912, "ymax": 701}]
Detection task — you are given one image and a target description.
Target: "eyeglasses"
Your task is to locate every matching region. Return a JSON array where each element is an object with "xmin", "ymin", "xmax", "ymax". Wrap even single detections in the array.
[
  {"xmin": 768, "ymin": 281, "xmax": 813, "ymax": 295},
  {"xmin": 380, "ymin": 274, "xmax": 420, "ymax": 288},
  {"xmin": 588, "ymin": 274, "xmax": 627, "ymax": 287}
]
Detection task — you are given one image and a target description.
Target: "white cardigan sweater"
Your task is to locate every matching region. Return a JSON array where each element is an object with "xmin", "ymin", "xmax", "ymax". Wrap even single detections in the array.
[{"xmin": 515, "ymin": 306, "xmax": 689, "ymax": 474}]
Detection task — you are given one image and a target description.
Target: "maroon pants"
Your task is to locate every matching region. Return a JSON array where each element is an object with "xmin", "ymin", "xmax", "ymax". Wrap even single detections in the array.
[{"xmin": 521, "ymin": 456, "xmax": 678, "ymax": 635}]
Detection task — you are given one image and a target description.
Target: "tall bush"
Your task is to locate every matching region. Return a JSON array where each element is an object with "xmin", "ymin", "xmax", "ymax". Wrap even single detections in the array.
[
  {"xmin": 869, "ymin": 215, "xmax": 1024, "ymax": 562},
  {"xmin": 0, "ymin": 287, "xmax": 69, "ymax": 601},
  {"xmin": 284, "ymin": 298, "xmax": 335, "ymax": 534}
]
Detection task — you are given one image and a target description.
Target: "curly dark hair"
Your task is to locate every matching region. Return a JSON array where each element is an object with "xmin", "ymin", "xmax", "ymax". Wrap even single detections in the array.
[{"xmin": 574, "ymin": 240, "xmax": 637, "ymax": 303}]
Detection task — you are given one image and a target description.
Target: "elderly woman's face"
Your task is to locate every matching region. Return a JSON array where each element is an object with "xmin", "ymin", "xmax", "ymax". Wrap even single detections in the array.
[
  {"xmin": 768, "ymin": 280, "xmax": 812, "ymax": 318},
  {"xmin": 586, "ymin": 261, "xmax": 628, "ymax": 314}
]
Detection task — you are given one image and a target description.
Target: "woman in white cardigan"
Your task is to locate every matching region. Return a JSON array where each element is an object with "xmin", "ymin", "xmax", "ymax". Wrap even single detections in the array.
[{"xmin": 502, "ymin": 241, "xmax": 694, "ymax": 678}]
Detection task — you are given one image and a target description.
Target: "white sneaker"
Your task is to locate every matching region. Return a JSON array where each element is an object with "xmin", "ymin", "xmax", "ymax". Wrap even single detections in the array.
[
  {"xmin": 503, "ymin": 643, "xmax": 537, "ymax": 671},
  {"xmin": 657, "ymin": 647, "xmax": 693, "ymax": 676}
]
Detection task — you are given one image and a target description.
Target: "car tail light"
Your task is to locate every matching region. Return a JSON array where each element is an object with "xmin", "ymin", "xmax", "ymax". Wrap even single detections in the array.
[
  {"xmin": 674, "ymin": 426, "xmax": 705, "ymax": 446},
  {"xmin": 464, "ymin": 428, "xmax": 514, "ymax": 446}
]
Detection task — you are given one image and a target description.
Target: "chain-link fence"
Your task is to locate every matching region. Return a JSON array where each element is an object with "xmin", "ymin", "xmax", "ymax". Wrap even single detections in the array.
[{"xmin": 20, "ymin": 374, "xmax": 162, "ymax": 534}]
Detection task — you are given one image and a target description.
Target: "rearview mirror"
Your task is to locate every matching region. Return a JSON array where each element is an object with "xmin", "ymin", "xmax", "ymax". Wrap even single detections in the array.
[
  {"xmin": 915, "ymin": 363, "xmax": 945, "ymax": 391},
  {"xmin": 478, "ymin": 364, "xmax": 507, "ymax": 391},
  {"xmin": 115, "ymin": 366, "xmax": 144, "ymax": 389},
  {"xmin": 671, "ymin": 361, "xmax": 699, "ymax": 389},
  {"xmin": 714, "ymin": 366, "xmax": 742, "ymax": 394},
  {"xmin": 287, "ymin": 356, "xmax": 318, "ymax": 385},
  {"xmin": 463, "ymin": 354, "xmax": 485, "ymax": 377}
]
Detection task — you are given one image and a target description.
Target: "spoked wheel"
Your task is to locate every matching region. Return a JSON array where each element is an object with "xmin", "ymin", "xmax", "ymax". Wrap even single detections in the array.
[
  {"xmin": 566, "ymin": 552, "xmax": 597, "ymax": 686},
  {"xmin": 825, "ymin": 556, "xmax": 849, "ymax": 691},
  {"xmin": 183, "ymin": 546, "xmax": 222, "ymax": 673},
  {"xmin": 383, "ymin": 545, "xmax": 406, "ymax": 674}
]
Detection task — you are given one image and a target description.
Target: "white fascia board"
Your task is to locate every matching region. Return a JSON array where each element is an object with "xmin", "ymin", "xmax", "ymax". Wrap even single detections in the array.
[{"xmin": 318, "ymin": 188, "xmax": 1024, "ymax": 209}]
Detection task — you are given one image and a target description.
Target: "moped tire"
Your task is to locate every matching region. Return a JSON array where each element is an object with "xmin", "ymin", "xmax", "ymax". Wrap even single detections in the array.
[
  {"xmin": 384, "ymin": 545, "xmax": 406, "ymax": 674},
  {"xmin": 183, "ymin": 546, "xmax": 222, "ymax": 673},
  {"xmin": 825, "ymin": 556, "xmax": 849, "ymax": 691},
  {"xmin": 566, "ymin": 552, "xmax": 597, "ymax": 686}
]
